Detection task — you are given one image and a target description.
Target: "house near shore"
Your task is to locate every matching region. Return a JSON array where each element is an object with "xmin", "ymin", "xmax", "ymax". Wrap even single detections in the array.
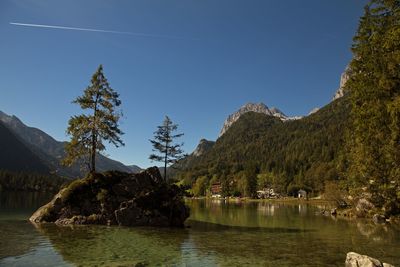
[
  {"xmin": 298, "ymin": 189, "xmax": 307, "ymax": 199},
  {"xmin": 211, "ymin": 182, "xmax": 222, "ymax": 198},
  {"xmin": 257, "ymin": 188, "xmax": 278, "ymax": 199}
]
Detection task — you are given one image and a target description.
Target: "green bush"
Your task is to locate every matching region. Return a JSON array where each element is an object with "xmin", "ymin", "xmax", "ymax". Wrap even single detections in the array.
[
  {"xmin": 192, "ymin": 176, "xmax": 208, "ymax": 197},
  {"xmin": 96, "ymin": 189, "xmax": 108, "ymax": 202}
]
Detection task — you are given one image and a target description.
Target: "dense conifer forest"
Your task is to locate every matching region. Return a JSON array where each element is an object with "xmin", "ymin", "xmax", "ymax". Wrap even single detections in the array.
[{"xmin": 176, "ymin": 96, "xmax": 350, "ymax": 197}]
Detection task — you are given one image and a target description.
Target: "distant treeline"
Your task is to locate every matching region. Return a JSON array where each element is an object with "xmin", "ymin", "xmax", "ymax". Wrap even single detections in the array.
[{"xmin": 0, "ymin": 170, "xmax": 68, "ymax": 192}]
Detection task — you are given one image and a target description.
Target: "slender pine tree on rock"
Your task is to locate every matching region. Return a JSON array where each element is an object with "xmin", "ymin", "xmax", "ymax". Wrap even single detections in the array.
[
  {"xmin": 63, "ymin": 64, "xmax": 124, "ymax": 174},
  {"xmin": 149, "ymin": 116, "xmax": 185, "ymax": 181}
]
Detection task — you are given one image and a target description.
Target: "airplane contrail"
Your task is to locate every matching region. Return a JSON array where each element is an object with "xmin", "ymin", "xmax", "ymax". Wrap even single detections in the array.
[{"xmin": 9, "ymin": 22, "xmax": 196, "ymax": 40}]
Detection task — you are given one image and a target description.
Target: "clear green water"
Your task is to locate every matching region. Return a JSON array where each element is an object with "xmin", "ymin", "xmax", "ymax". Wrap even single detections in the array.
[{"xmin": 0, "ymin": 193, "xmax": 399, "ymax": 267}]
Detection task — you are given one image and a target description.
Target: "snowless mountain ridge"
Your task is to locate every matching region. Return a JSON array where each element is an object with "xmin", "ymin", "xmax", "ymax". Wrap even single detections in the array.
[
  {"xmin": 218, "ymin": 103, "xmax": 303, "ymax": 137},
  {"xmin": 218, "ymin": 66, "xmax": 350, "ymax": 138}
]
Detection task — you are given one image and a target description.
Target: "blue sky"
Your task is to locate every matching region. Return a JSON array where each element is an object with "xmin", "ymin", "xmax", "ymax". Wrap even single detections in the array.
[{"xmin": 0, "ymin": 0, "xmax": 367, "ymax": 168}]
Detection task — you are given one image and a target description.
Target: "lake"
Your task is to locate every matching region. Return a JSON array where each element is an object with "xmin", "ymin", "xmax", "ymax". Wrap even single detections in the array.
[{"xmin": 0, "ymin": 192, "xmax": 399, "ymax": 266}]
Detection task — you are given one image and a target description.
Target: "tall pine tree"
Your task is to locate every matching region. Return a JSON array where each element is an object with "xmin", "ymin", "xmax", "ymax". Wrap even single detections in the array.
[
  {"xmin": 346, "ymin": 0, "xmax": 400, "ymax": 215},
  {"xmin": 63, "ymin": 65, "xmax": 124, "ymax": 174},
  {"xmin": 149, "ymin": 116, "xmax": 185, "ymax": 181}
]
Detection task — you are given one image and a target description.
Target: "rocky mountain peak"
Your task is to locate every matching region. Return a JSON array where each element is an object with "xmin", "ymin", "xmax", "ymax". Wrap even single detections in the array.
[
  {"xmin": 0, "ymin": 110, "xmax": 62, "ymax": 156},
  {"xmin": 192, "ymin": 139, "xmax": 215, "ymax": 157},
  {"xmin": 0, "ymin": 110, "xmax": 7, "ymax": 119},
  {"xmin": 219, "ymin": 103, "xmax": 272, "ymax": 137},
  {"xmin": 308, "ymin": 107, "xmax": 320, "ymax": 115},
  {"xmin": 270, "ymin": 107, "xmax": 287, "ymax": 120},
  {"xmin": 219, "ymin": 102, "xmax": 302, "ymax": 137},
  {"xmin": 0, "ymin": 111, "xmax": 19, "ymax": 125},
  {"xmin": 239, "ymin": 103, "xmax": 271, "ymax": 115}
]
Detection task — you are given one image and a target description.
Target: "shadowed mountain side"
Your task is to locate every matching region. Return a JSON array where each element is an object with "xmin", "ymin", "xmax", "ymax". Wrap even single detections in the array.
[
  {"xmin": 127, "ymin": 164, "xmax": 142, "ymax": 173},
  {"xmin": 0, "ymin": 111, "xmax": 140, "ymax": 178},
  {"xmin": 0, "ymin": 121, "xmax": 49, "ymax": 174}
]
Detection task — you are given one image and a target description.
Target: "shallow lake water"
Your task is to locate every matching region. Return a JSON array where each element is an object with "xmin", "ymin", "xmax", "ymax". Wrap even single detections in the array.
[{"xmin": 0, "ymin": 192, "xmax": 399, "ymax": 266}]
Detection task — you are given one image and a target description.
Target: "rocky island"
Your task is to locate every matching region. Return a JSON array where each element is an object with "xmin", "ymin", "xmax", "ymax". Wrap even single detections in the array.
[{"xmin": 30, "ymin": 167, "xmax": 189, "ymax": 227}]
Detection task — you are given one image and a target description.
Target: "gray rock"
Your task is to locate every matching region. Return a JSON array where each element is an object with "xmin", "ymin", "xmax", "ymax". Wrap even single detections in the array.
[
  {"xmin": 114, "ymin": 199, "xmax": 170, "ymax": 227},
  {"xmin": 115, "ymin": 200, "xmax": 149, "ymax": 226},
  {"xmin": 219, "ymin": 103, "xmax": 273, "ymax": 137},
  {"xmin": 372, "ymin": 214, "xmax": 386, "ymax": 224},
  {"xmin": 333, "ymin": 65, "xmax": 352, "ymax": 101},
  {"xmin": 321, "ymin": 210, "xmax": 330, "ymax": 216},
  {"xmin": 331, "ymin": 208, "xmax": 337, "ymax": 216},
  {"xmin": 30, "ymin": 188, "xmax": 67, "ymax": 223},
  {"xmin": 192, "ymin": 139, "xmax": 215, "ymax": 157},
  {"xmin": 308, "ymin": 107, "xmax": 320, "ymax": 115},
  {"xmin": 345, "ymin": 252, "xmax": 394, "ymax": 267},
  {"xmin": 356, "ymin": 198, "xmax": 375, "ymax": 216},
  {"xmin": 219, "ymin": 103, "xmax": 302, "ymax": 137}
]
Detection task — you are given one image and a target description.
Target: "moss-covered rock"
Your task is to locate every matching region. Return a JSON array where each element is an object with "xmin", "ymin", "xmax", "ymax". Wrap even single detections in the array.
[{"xmin": 30, "ymin": 167, "xmax": 189, "ymax": 227}]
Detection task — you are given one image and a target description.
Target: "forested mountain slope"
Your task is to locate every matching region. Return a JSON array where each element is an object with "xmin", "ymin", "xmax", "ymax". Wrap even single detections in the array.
[{"xmin": 177, "ymin": 96, "xmax": 350, "ymax": 195}]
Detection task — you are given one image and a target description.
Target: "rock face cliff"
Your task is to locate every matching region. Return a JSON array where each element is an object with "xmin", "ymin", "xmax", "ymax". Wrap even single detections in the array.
[
  {"xmin": 192, "ymin": 139, "xmax": 215, "ymax": 157},
  {"xmin": 30, "ymin": 167, "xmax": 189, "ymax": 227},
  {"xmin": 219, "ymin": 103, "xmax": 301, "ymax": 137},
  {"xmin": 333, "ymin": 66, "xmax": 352, "ymax": 101},
  {"xmin": 308, "ymin": 107, "xmax": 320, "ymax": 115}
]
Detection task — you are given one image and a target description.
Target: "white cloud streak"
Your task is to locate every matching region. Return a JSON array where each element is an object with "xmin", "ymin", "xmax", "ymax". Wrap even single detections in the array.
[{"xmin": 10, "ymin": 22, "xmax": 196, "ymax": 40}]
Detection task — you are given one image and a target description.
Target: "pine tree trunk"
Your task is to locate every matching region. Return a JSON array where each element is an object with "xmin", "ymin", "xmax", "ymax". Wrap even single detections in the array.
[
  {"xmin": 91, "ymin": 92, "xmax": 100, "ymax": 174},
  {"xmin": 164, "ymin": 137, "xmax": 169, "ymax": 182},
  {"xmin": 164, "ymin": 146, "xmax": 167, "ymax": 182},
  {"xmin": 91, "ymin": 133, "xmax": 96, "ymax": 174}
]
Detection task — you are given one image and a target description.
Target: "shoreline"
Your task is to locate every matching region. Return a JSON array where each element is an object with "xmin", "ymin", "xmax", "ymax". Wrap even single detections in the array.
[
  {"xmin": 185, "ymin": 197, "xmax": 400, "ymax": 224},
  {"xmin": 186, "ymin": 196, "xmax": 335, "ymax": 205}
]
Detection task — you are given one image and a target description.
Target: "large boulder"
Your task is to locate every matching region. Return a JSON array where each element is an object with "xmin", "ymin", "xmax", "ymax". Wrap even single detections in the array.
[
  {"xmin": 30, "ymin": 167, "xmax": 189, "ymax": 227},
  {"xmin": 345, "ymin": 252, "xmax": 394, "ymax": 267},
  {"xmin": 372, "ymin": 214, "xmax": 386, "ymax": 224},
  {"xmin": 30, "ymin": 188, "xmax": 67, "ymax": 223},
  {"xmin": 356, "ymin": 198, "xmax": 375, "ymax": 217}
]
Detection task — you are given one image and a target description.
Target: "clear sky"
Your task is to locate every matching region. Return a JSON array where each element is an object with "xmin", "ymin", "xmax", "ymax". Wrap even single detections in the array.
[{"xmin": 0, "ymin": 0, "xmax": 367, "ymax": 168}]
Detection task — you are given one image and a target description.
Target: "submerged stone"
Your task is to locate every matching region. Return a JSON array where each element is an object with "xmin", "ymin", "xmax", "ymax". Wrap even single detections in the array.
[
  {"xmin": 345, "ymin": 252, "xmax": 394, "ymax": 267},
  {"xmin": 29, "ymin": 167, "xmax": 189, "ymax": 227}
]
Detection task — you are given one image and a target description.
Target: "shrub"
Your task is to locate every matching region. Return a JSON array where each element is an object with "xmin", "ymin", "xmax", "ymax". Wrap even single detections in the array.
[{"xmin": 323, "ymin": 181, "xmax": 347, "ymax": 208}]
